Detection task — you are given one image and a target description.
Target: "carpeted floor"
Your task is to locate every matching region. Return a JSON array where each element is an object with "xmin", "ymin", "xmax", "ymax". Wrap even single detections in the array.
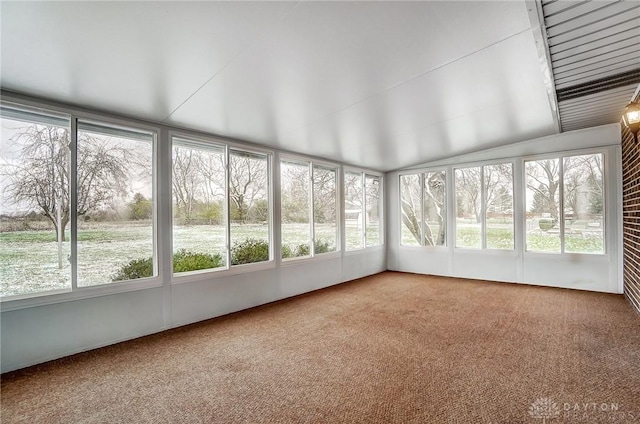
[{"xmin": 2, "ymin": 272, "xmax": 639, "ymax": 423}]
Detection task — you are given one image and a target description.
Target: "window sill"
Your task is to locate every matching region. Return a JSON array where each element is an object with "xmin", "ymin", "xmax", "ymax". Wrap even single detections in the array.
[
  {"xmin": 171, "ymin": 260, "xmax": 276, "ymax": 285},
  {"xmin": 1, "ymin": 277, "xmax": 162, "ymax": 312}
]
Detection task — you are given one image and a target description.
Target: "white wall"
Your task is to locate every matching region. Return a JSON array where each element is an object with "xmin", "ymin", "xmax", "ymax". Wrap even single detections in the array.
[
  {"xmin": 1, "ymin": 246, "xmax": 385, "ymax": 374},
  {"xmin": 386, "ymin": 124, "xmax": 623, "ymax": 294}
]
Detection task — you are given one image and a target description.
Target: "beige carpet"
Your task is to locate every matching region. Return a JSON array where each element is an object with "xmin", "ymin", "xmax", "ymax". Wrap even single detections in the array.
[{"xmin": 2, "ymin": 272, "xmax": 639, "ymax": 423}]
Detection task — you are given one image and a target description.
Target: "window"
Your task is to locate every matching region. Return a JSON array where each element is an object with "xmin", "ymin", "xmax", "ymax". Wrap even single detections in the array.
[
  {"xmin": 365, "ymin": 175, "xmax": 381, "ymax": 246},
  {"xmin": 563, "ymin": 154, "xmax": 604, "ymax": 254},
  {"xmin": 400, "ymin": 171, "xmax": 446, "ymax": 247},
  {"xmin": 455, "ymin": 167, "xmax": 481, "ymax": 249},
  {"xmin": 484, "ymin": 164, "xmax": 514, "ymax": 250},
  {"xmin": 172, "ymin": 139, "xmax": 227, "ymax": 274},
  {"xmin": 0, "ymin": 105, "xmax": 157, "ymax": 297},
  {"xmin": 344, "ymin": 172, "xmax": 364, "ymax": 250},
  {"xmin": 280, "ymin": 160, "xmax": 338, "ymax": 259},
  {"xmin": 454, "ymin": 164, "xmax": 514, "ymax": 250},
  {"xmin": 345, "ymin": 171, "xmax": 383, "ymax": 250},
  {"xmin": 76, "ymin": 121, "xmax": 156, "ymax": 286},
  {"xmin": 229, "ymin": 150, "xmax": 270, "ymax": 265},
  {"xmin": 1, "ymin": 106, "xmax": 72, "ymax": 296},
  {"xmin": 281, "ymin": 160, "xmax": 311, "ymax": 259},
  {"xmin": 525, "ymin": 153, "xmax": 604, "ymax": 254},
  {"xmin": 313, "ymin": 165, "xmax": 338, "ymax": 254}
]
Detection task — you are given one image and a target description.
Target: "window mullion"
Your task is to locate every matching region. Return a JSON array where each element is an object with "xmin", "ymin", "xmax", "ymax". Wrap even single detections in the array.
[
  {"xmin": 224, "ymin": 145, "xmax": 231, "ymax": 268},
  {"xmin": 559, "ymin": 158, "xmax": 565, "ymax": 254},
  {"xmin": 70, "ymin": 117, "xmax": 78, "ymax": 290},
  {"xmin": 420, "ymin": 173, "xmax": 425, "ymax": 246},
  {"xmin": 309, "ymin": 162, "xmax": 315, "ymax": 256},
  {"xmin": 481, "ymin": 166, "xmax": 487, "ymax": 249}
]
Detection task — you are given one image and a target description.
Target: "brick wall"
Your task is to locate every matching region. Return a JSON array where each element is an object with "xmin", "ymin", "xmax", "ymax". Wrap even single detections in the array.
[{"xmin": 622, "ymin": 91, "xmax": 640, "ymax": 315}]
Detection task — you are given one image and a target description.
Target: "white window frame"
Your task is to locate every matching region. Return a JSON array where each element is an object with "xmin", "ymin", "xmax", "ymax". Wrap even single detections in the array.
[
  {"xmin": 398, "ymin": 168, "xmax": 447, "ymax": 248},
  {"xmin": 344, "ymin": 167, "xmax": 385, "ymax": 252}
]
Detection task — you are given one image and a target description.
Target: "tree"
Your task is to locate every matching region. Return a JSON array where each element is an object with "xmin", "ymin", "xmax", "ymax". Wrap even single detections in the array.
[
  {"xmin": 229, "ymin": 151, "xmax": 268, "ymax": 223},
  {"xmin": 401, "ymin": 172, "xmax": 445, "ymax": 246},
  {"xmin": 526, "ymin": 160, "xmax": 560, "ymax": 220},
  {"xmin": 128, "ymin": 193, "xmax": 152, "ymax": 220},
  {"xmin": 3, "ymin": 124, "xmax": 129, "ymax": 240}
]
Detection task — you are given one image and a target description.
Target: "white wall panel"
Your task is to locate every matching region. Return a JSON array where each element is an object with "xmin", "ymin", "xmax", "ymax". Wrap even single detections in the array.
[{"xmin": 1, "ymin": 288, "xmax": 164, "ymax": 373}]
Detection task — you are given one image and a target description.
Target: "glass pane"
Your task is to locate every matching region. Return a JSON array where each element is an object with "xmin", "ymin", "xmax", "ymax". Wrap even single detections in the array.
[
  {"xmin": 344, "ymin": 172, "xmax": 363, "ymax": 250},
  {"xmin": 1, "ymin": 112, "xmax": 71, "ymax": 296},
  {"xmin": 484, "ymin": 164, "xmax": 514, "ymax": 250},
  {"xmin": 281, "ymin": 161, "xmax": 310, "ymax": 259},
  {"xmin": 229, "ymin": 150, "xmax": 270, "ymax": 265},
  {"xmin": 423, "ymin": 171, "xmax": 446, "ymax": 246},
  {"xmin": 313, "ymin": 165, "xmax": 337, "ymax": 254},
  {"xmin": 563, "ymin": 154, "xmax": 604, "ymax": 254},
  {"xmin": 172, "ymin": 140, "xmax": 227, "ymax": 274},
  {"xmin": 400, "ymin": 174, "xmax": 422, "ymax": 246},
  {"xmin": 77, "ymin": 122, "xmax": 155, "ymax": 286},
  {"xmin": 525, "ymin": 159, "xmax": 560, "ymax": 253},
  {"xmin": 365, "ymin": 175, "xmax": 381, "ymax": 246},
  {"xmin": 455, "ymin": 167, "xmax": 481, "ymax": 249}
]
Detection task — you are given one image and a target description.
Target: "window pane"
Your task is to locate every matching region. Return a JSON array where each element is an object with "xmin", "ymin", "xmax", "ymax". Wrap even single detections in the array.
[
  {"xmin": 1, "ymin": 111, "xmax": 71, "ymax": 296},
  {"xmin": 455, "ymin": 167, "xmax": 481, "ymax": 249},
  {"xmin": 172, "ymin": 140, "xmax": 226, "ymax": 274},
  {"xmin": 525, "ymin": 159, "xmax": 560, "ymax": 253},
  {"xmin": 423, "ymin": 171, "xmax": 446, "ymax": 246},
  {"xmin": 365, "ymin": 175, "xmax": 381, "ymax": 246},
  {"xmin": 281, "ymin": 161, "xmax": 310, "ymax": 259},
  {"xmin": 400, "ymin": 174, "xmax": 421, "ymax": 246},
  {"xmin": 344, "ymin": 172, "xmax": 363, "ymax": 250},
  {"xmin": 77, "ymin": 122, "xmax": 155, "ymax": 286},
  {"xmin": 563, "ymin": 154, "xmax": 604, "ymax": 254},
  {"xmin": 484, "ymin": 164, "xmax": 514, "ymax": 250},
  {"xmin": 313, "ymin": 165, "xmax": 337, "ymax": 254},
  {"xmin": 229, "ymin": 150, "xmax": 270, "ymax": 265}
]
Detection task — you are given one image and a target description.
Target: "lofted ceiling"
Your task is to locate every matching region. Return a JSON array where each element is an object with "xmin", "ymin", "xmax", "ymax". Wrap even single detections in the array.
[{"xmin": 1, "ymin": 1, "xmax": 565, "ymax": 171}]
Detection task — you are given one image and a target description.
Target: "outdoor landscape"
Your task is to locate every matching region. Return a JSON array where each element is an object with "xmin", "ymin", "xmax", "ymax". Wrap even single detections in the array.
[{"xmin": 1, "ymin": 115, "xmax": 380, "ymax": 297}]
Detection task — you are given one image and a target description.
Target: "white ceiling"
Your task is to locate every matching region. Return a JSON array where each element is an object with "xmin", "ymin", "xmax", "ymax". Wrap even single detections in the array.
[{"xmin": 1, "ymin": 1, "xmax": 559, "ymax": 171}]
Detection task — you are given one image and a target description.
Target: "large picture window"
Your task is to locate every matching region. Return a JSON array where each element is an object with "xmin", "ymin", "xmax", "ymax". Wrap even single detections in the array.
[
  {"xmin": 1, "ymin": 107, "xmax": 72, "ymax": 296},
  {"xmin": 454, "ymin": 164, "xmax": 514, "ymax": 250},
  {"xmin": 280, "ymin": 159, "xmax": 339, "ymax": 259},
  {"xmin": 525, "ymin": 153, "xmax": 604, "ymax": 254},
  {"xmin": 77, "ymin": 121, "xmax": 155, "ymax": 286},
  {"xmin": 0, "ymin": 105, "xmax": 157, "ymax": 296},
  {"xmin": 172, "ymin": 139, "xmax": 227, "ymax": 274},
  {"xmin": 400, "ymin": 171, "xmax": 446, "ymax": 247}
]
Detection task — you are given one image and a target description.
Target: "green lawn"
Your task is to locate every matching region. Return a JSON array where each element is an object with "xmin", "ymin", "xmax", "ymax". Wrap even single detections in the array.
[{"xmin": 0, "ymin": 222, "xmax": 343, "ymax": 297}]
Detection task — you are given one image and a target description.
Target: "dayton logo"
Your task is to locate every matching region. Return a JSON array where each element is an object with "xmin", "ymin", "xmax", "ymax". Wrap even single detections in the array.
[{"xmin": 529, "ymin": 398, "xmax": 561, "ymax": 423}]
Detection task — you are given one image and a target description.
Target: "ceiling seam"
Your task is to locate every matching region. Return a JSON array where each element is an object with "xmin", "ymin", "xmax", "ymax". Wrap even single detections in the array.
[
  {"xmin": 161, "ymin": 1, "xmax": 303, "ymax": 123},
  {"xmin": 280, "ymin": 27, "xmax": 532, "ymax": 137}
]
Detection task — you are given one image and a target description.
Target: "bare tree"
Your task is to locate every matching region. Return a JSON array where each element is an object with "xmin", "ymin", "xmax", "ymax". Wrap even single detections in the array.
[
  {"xmin": 401, "ymin": 172, "xmax": 445, "ymax": 246},
  {"xmin": 229, "ymin": 151, "xmax": 268, "ymax": 223},
  {"xmin": 3, "ymin": 124, "xmax": 129, "ymax": 240},
  {"xmin": 526, "ymin": 159, "xmax": 560, "ymax": 221}
]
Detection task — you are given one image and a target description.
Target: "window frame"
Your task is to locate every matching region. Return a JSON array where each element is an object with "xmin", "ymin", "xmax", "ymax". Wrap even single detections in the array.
[
  {"xmin": 522, "ymin": 149, "xmax": 606, "ymax": 256},
  {"xmin": 169, "ymin": 131, "xmax": 276, "ymax": 284},
  {"xmin": 279, "ymin": 153, "xmax": 341, "ymax": 263},
  {"xmin": 0, "ymin": 101, "xmax": 163, "ymax": 308},
  {"xmin": 453, "ymin": 162, "xmax": 515, "ymax": 251},
  {"xmin": 398, "ymin": 168, "xmax": 448, "ymax": 248},
  {"xmin": 343, "ymin": 167, "xmax": 384, "ymax": 252}
]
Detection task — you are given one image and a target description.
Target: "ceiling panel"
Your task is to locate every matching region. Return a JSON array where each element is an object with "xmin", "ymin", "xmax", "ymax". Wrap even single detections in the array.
[
  {"xmin": 540, "ymin": 0, "xmax": 640, "ymax": 133},
  {"xmin": 2, "ymin": 1, "xmax": 559, "ymax": 171}
]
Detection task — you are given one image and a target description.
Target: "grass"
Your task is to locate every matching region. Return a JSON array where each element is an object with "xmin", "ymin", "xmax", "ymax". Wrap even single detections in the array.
[{"xmin": 0, "ymin": 222, "xmax": 346, "ymax": 297}]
